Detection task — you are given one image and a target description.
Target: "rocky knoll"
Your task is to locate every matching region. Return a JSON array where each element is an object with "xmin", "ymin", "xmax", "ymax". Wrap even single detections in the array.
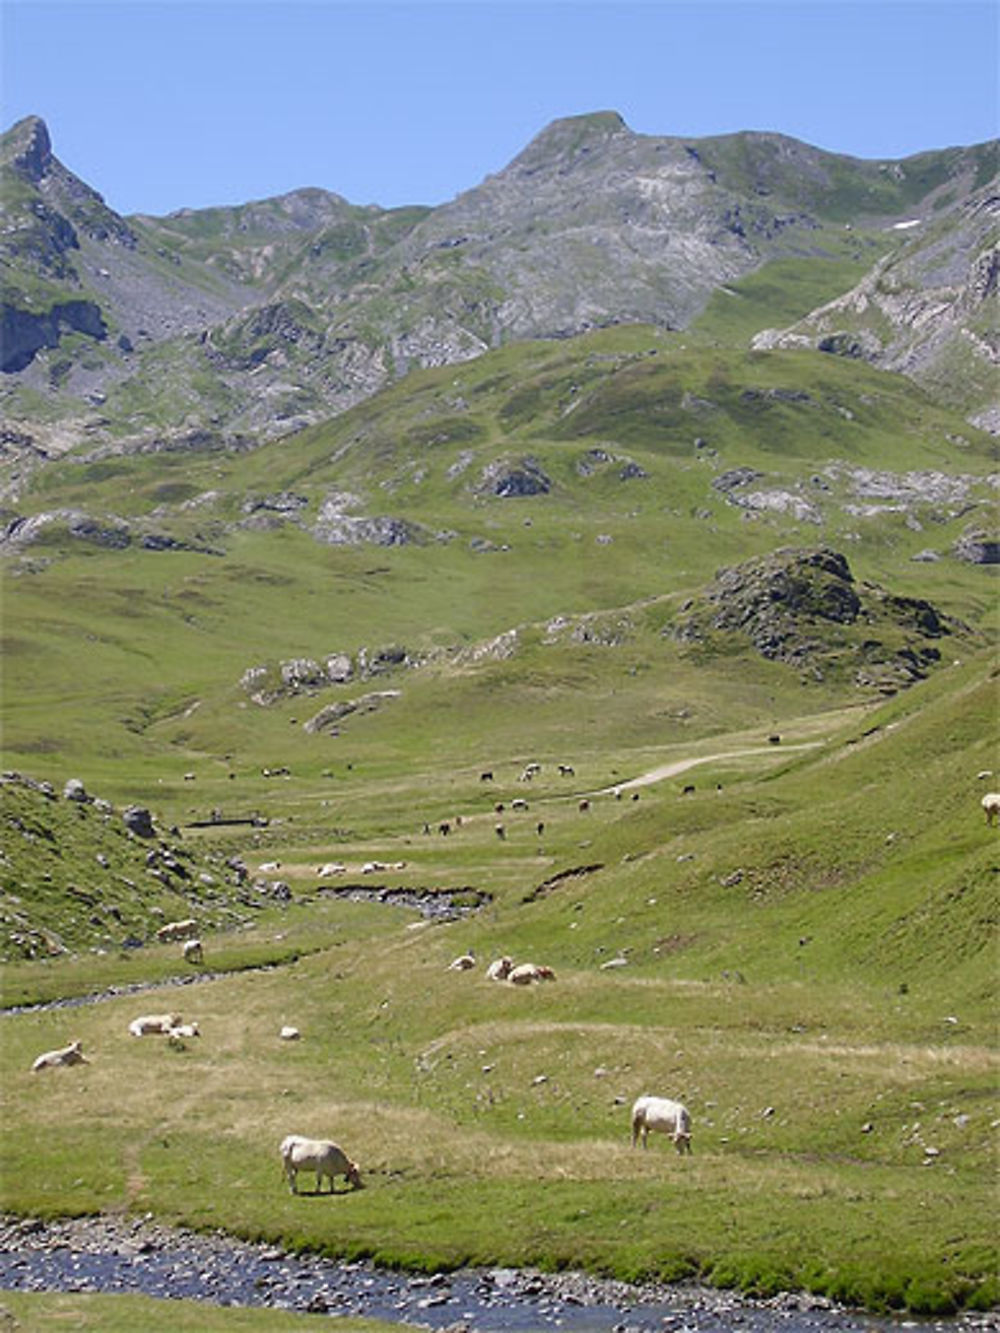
[{"xmin": 672, "ymin": 546, "xmax": 970, "ymax": 690}]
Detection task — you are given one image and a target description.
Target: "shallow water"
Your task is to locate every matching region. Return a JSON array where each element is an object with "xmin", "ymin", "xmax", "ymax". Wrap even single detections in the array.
[{"xmin": 2, "ymin": 1217, "xmax": 994, "ymax": 1332}]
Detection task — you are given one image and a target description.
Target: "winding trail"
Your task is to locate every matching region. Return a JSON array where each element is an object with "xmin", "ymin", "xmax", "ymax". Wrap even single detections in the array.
[{"xmin": 596, "ymin": 741, "xmax": 822, "ymax": 793}]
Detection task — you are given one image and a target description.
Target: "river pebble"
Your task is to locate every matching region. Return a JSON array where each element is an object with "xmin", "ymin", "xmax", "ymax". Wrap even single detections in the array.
[{"xmin": 1, "ymin": 1216, "xmax": 996, "ymax": 1332}]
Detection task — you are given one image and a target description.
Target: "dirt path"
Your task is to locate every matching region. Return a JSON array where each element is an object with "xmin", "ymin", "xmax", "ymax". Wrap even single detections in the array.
[{"xmin": 599, "ymin": 742, "xmax": 822, "ymax": 793}]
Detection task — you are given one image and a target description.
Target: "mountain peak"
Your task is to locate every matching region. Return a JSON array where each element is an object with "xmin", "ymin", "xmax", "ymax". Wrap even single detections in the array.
[
  {"xmin": 507, "ymin": 109, "xmax": 632, "ymax": 176},
  {"xmin": 3, "ymin": 114, "xmax": 53, "ymax": 181}
]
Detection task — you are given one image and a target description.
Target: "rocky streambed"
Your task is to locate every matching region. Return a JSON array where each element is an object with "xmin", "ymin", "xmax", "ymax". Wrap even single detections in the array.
[{"xmin": 1, "ymin": 1216, "xmax": 995, "ymax": 1332}]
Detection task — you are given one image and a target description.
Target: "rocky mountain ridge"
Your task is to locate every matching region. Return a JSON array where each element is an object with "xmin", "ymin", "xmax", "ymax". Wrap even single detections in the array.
[
  {"xmin": 2, "ymin": 112, "xmax": 997, "ymax": 458},
  {"xmin": 753, "ymin": 180, "xmax": 1000, "ymax": 429}
]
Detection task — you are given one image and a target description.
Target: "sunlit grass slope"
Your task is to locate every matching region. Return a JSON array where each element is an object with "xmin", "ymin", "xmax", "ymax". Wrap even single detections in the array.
[
  {"xmin": 3, "ymin": 331, "xmax": 996, "ymax": 787},
  {"xmin": 1, "ymin": 650, "xmax": 997, "ymax": 1314}
]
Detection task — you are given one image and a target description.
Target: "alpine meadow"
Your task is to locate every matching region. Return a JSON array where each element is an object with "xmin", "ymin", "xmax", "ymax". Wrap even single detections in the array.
[{"xmin": 0, "ymin": 104, "xmax": 998, "ymax": 1325}]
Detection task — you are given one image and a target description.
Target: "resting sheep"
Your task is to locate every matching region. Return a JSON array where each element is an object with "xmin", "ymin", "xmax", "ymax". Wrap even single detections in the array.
[
  {"xmin": 486, "ymin": 955, "xmax": 513, "ymax": 982},
  {"xmin": 167, "ymin": 1021, "xmax": 200, "ymax": 1039},
  {"xmin": 167, "ymin": 1022, "xmax": 200, "ymax": 1048},
  {"xmin": 982, "ymin": 793, "xmax": 1000, "ymax": 826},
  {"xmin": 630, "ymin": 1095, "xmax": 693, "ymax": 1154},
  {"xmin": 507, "ymin": 963, "xmax": 556, "ymax": 985},
  {"xmin": 156, "ymin": 918, "xmax": 197, "ymax": 943},
  {"xmin": 280, "ymin": 1134, "xmax": 362, "ymax": 1193},
  {"xmin": 31, "ymin": 1039, "xmax": 89, "ymax": 1072},
  {"xmin": 448, "ymin": 953, "xmax": 476, "ymax": 971},
  {"xmin": 129, "ymin": 1013, "xmax": 183, "ymax": 1037}
]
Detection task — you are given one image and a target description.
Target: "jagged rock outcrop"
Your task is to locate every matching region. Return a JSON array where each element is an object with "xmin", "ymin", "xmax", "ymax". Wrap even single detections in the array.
[
  {"xmin": 753, "ymin": 179, "xmax": 1000, "ymax": 427},
  {"xmin": 1, "ymin": 299, "xmax": 108, "ymax": 373},
  {"xmin": 673, "ymin": 547, "xmax": 964, "ymax": 690}
]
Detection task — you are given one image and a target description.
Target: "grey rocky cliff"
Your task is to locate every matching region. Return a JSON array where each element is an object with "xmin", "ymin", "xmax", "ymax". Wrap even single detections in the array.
[{"xmin": 753, "ymin": 179, "xmax": 1000, "ymax": 428}]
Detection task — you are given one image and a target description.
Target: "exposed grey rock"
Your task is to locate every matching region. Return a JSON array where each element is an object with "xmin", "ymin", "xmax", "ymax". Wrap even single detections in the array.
[
  {"xmin": 280, "ymin": 658, "xmax": 325, "ymax": 689},
  {"xmin": 325, "ymin": 653, "xmax": 354, "ymax": 683},
  {"xmin": 121, "ymin": 805, "xmax": 155, "ymax": 838},
  {"xmin": 480, "ymin": 458, "xmax": 551, "ymax": 497},
  {"xmin": 303, "ymin": 690, "xmax": 401, "ymax": 734},
  {"xmin": 713, "ymin": 467, "xmax": 763, "ymax": 493},
  {"xmin": 672, "ymin": 546, "xmax": 963, "ymax": 688},
  {"xmin": 242, "ymin": 492, "xmax": 308, "ymax": 515},
  {"xmin": 618, "ymin": 461, "xmax": 647, "ymax": 480},
  {"xmin": 954, "ymin": 529, "xmax": 1000, "ymax": 564}
]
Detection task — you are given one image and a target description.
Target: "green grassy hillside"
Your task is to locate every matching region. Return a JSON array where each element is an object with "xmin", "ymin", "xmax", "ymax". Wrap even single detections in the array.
[
  {"xmin": 1, "ymin": 651, "xmax": 997, "ymax": 1313},
  {"xmin": 1, "ymin": 327, "xmax": 997, "ymax": 1316}
]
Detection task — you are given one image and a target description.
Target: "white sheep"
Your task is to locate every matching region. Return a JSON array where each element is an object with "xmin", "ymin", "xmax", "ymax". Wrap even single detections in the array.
[
  {"xmin": 631, "ymin": 1095, "xmax": 693, "ymax": 1154},
  {"xmin": 507, "ymin": 963, "xmax": 556, "ymax": 985},
  {"xmin": 156, "ymin": 919, "xmax": 197, "ymax": 943},
  {"xmin": 182, "ymin": 938, "xmax": 203, "ymax": 964},
  {"xmin": 31, "ymin": 1039, "xmax": 89, "ymax": 1072},
  {"xmin": 982, "ymin": 793, "xmax": 1000, "ymax": 826},
  {"xmin": 129, "ymin": 1013, "xmax": 183, "ymax": 1037},
  {"xmin": 280, "ymin": 1134, "xmax": 362, "ymax": 1193},
  {"xmin": 485, "ymin": 956, "xmax": 513, "ymax": 982},
  {"xmin": 167, "ymin": 1022, "xmax": 200, "ymax": 1048}
]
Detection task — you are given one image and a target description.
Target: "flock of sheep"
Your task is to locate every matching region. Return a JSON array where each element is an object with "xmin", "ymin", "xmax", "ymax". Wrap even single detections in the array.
[
  {"xmin": 27, "ymin": 787, "xmax": 998, "ymax": 1194},
  {"xmin": 448, "ymin": 952, "xmax": 556, "ymax": 984}
]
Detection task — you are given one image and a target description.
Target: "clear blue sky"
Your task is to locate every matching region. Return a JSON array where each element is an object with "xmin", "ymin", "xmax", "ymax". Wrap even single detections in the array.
[{"xmin": 2, "ymin": 1, "xmax": 997, "ymax": 217}]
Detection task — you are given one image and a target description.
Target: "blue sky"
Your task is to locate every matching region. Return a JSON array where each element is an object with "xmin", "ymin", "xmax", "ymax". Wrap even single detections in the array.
[{"xmin": 2, "ymin": 1, "xmax": 997, "ymax": 217}]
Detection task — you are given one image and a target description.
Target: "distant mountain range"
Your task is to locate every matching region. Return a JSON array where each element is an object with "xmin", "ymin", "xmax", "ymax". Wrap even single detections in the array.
[{"xmin": 1, "ymin": 110, "xmax": 997, "ymax": 459}]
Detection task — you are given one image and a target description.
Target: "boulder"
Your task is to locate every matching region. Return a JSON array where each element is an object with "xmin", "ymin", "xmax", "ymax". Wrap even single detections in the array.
[{"xmin": 122, "ymin": 805, "xmax": 155, "ymax": 838}]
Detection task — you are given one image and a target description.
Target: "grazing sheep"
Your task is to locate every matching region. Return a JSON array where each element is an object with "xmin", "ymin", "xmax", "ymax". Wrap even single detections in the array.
[
  {"xmin": 182, "ymin": 938, "xmax": 203, "ymax": 964},
  {"xmin": 156, "ymin": 918, "xmax": 197, "ymax": 943},
  {"xmin": 480, "ymin": 771, "xmax": 494, "ymax": 782},
  {"xmin": 486, "ymin": 956, "xmax": 513, "ymax": 981},
  {"xmin": 495, "ymin": 823, "xmax": 506, "ymax": 839},
  {"xmin": 558, "ymin": 764, "xmax": 575, "ymax": 777},
  {"xmin": 279, "ymin": 1025, "xmax": 301, "ymax": 1041},
  {"xmin": 982, "ymin": 793, "xmax": 1000, "ymax": 826},
  {"xmin": 630, "ymin": 1095, "xmax": 692, "ymax": 1154},
  {"xmin": 129, "ymin": 1013, "xmax": 183, "ymax": 1037},
  {"xmin": 511, "ymin": 798, "xmax": 529, "ymax": 812},
  {"xmin": 578, "ymin": 799, "xmax": 590, "ymax": 812},
  {"xmin": 31, "ymin": 1039, "xmax": 89, "ymax": 1072},
  {"xmin": 280, "ymin": 1134, "xmax": 362, "ymax": 1193}
]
